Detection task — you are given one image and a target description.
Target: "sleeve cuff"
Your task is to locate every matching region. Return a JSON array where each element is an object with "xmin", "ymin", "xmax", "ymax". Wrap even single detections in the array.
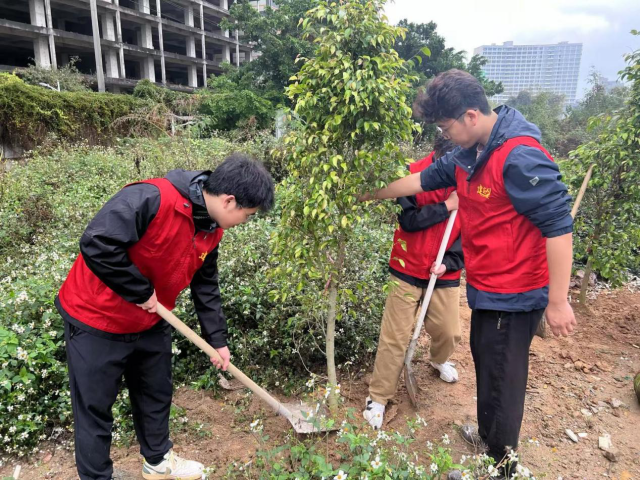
[
  {"xmin": 542, "ymin": 225, "xmax": 573, "ymax": 238},
  {"xmin": 207, "ymin": 336, "xmax": 228, "ymax": 349}
]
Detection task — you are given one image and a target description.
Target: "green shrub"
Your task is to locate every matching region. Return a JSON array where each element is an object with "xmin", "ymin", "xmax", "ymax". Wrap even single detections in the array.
[
  {"xmin": 196, "ymin": 76, "xmax": 275, "ymax": 132},
  {"xmin": 18, "ymin": 57, "xmax": 90, "ymax": 93},
  {"xmin": 0, "ymin": 137, "xmax": 393, "ymax": 458},
  {"xmin": 0, "ymin": 74, "xmax": 147, "ymax": 151}
]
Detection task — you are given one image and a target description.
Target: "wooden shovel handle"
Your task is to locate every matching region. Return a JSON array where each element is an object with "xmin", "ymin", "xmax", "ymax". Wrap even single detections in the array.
[
  {"xmin": 156, "ymin": 303, "xmax": 294, "ymax": 421},
  {"xmin": 405, "ymin": 209, "xmax": 458, "ymax": 364},
  {"xmin": 571, "ymin": 164, "xmax": 595, "ymax": 219}
]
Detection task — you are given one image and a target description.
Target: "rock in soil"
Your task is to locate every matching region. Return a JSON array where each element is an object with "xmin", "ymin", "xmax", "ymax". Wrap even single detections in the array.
[
  {"xmin": 610, "ymin": 398, "xmax": 624, "ymax": 409},
  {"xmin": 565, "ymin": 429, "xmax": 579, "ymax": 443},
  {"xmin": 599, "ymin": 434, "xmax": 613, "ymax": 451},
  {"xmin": 602, "ymin": 447, "xmax": 619, "ymax": 462}
]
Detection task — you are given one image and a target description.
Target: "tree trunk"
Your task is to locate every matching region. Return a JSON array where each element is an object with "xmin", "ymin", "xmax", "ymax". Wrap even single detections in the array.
[
  {"xmin": 326, "ymin": 278, "xmax": 338, "ymax": 411},
  {"xmin": 579, "ymin": 256, "xmax": 593, "ymax": 305},
  {"xmin": 326, "ymin": 240, "xmax": 346, "ymax": 412}
]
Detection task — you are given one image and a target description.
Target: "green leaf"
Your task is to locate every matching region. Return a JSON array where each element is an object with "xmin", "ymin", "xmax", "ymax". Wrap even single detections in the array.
[{"xmin": 420, "ymin": 46, "xmax": 431, "ymax": 57}]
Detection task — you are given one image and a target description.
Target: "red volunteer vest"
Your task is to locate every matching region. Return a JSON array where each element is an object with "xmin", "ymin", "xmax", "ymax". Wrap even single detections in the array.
[
  {"xmin": 58, "ymin": 178, "xmax": 224, "ymax": 333},
  {"xmin": 455, "ymin": 136, "xmax": 550, "ymax": 293},
  {"xmin": 389, "ymin": 153, "xmax": 462, "ymax": 281}
]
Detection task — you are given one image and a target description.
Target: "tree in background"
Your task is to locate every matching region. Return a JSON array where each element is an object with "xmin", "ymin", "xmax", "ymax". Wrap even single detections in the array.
[
  {"xmin": 394, "ymin": 20, "xmax": 503, "ymax": 97},
  {"xmin": 506, "ymin": 90, "xmax": 565, "ymax": 153},
  {"xmin": 271, "ymin": 0, "xmax": 417, "ymax": 408},
  {"xmin": 197, "ymin": 75, "xmax": 274, "ymax": 132},
  {"xmin": 221, "ymin": 0, "xmax": 316, "ymax": 105},
  {"xmin": 566, "ymin": 30, "xmax": 640, "ymax": 304},
  {"xmin": 556, "ymin": 71, "xmax": 630, "ymax": 156}
]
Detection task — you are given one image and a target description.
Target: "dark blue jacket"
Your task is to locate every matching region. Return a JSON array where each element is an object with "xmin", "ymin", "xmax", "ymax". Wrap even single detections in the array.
[{"xmin": 419, "ymin": 106, "xmax": 573, "ymax": 311}]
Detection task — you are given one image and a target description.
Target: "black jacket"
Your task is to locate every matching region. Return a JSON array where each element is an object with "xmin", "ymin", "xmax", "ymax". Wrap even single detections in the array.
[
  {"xmin": 389, "ymin": 194, "xmax": 464, "ymax": 289},
  {"xmin": 58, "ymin": 170, "xmax": 228, "ymax": 348}
]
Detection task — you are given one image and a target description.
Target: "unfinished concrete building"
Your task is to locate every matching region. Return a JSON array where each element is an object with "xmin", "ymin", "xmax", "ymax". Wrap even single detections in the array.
[{"xmin": 0, "ymin": 0, "xmax": 253, "ymax": 91}]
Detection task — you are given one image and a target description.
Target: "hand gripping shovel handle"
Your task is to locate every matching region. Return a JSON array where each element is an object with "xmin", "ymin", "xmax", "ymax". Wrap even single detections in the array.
[
  {"xmin": 156, "ymin": 303, "xmax": 296, "ymax": 423},
  {"xmin": 404, "ymin": 209, "xmax": 458, "ymax": 367}
]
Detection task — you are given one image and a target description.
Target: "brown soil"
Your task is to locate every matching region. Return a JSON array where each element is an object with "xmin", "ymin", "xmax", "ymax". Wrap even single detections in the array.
[{"xmin": 2, "ymin": 288, "xmax": 639, "ymax": 479}]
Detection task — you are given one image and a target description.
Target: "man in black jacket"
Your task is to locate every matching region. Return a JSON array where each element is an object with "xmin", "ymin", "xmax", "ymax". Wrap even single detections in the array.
[{"xmin": 56, "ymin": 154, "xmax": 274, "ymax": 480}]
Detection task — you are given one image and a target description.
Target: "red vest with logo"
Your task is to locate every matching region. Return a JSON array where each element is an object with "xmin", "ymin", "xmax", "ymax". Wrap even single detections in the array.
[
  {"xmin": 455, "ymin": 136, "xmax": 550, "ymax": 293},
  {"xmin": 58, "ymin": 178, "xmax": 224, "ymax": 333},
  {"xmin": 389, "ymin": 153, "xmax": 462, "ymax": 281}
]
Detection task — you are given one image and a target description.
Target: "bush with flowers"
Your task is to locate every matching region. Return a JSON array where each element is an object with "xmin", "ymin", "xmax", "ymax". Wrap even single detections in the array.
[
  {"xmin": 0, "ymin": 138, "xmax": 394, "ymax": 461},
  {"xmin": 220, "ymin": 385, "xmax": 538, "ymax": 479}
]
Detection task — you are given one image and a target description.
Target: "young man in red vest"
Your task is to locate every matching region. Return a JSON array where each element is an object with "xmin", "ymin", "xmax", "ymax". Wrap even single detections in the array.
[
  {"xmin": 360, "ymin": 70, "xmax": 576, "ymax": 468},
  {"xmin": 56, "ymin": 154, "xmax": 274, "ymax": 480},
  {"xmin": 363, "ymin": 137, "xmax": 462, "ymax": 429}
]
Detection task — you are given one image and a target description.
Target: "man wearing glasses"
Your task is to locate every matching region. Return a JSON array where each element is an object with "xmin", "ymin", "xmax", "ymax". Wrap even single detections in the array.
[{"xmin": 360, "ymin": 69, "xmax": 576, "ymax": 473}]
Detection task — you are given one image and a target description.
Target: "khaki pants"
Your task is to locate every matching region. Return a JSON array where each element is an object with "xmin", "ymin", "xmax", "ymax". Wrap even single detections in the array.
[{"xmin": 369, "ymin": 275, "xmax": 461, "ymax": 406}]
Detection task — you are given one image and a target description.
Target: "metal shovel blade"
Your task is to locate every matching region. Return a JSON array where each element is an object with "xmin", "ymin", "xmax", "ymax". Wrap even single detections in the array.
[
  {"xmin": 281, "ymin": 402, "xmax": 334, "ymax": 434},
  {"xmin": 404, "ymin": 363, "xmax": 419, "ymax": 408}
]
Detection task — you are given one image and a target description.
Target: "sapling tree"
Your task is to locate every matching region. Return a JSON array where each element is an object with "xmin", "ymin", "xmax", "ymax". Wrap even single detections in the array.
[
  {"xmin": 567, "ymin": 30, "xmax": 640, "ymax": 304},
  {"xmin": 271, "ymin": 0, "xmax": 419, "ymax": 408}
]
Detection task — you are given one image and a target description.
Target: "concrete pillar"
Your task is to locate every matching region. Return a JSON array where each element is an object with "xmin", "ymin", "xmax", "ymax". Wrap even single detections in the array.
[
  {"xmin": 184, "ymin": 5, "xmax": 194, "ymax": 27},
  {"xmin": 199, "ymin": 3, "xmax": 206, "ymax": 82},
  {"xmin": 114, "ymin": 0, "xmax": 126, "ymax": 79},
  {"xmin": 235, "ymin": 29, "xmax": 240, "ymax": 67},
  {"xmin": 43, "ymin": 0, "xmax": 57, "ymax": 70},
  {"xmin": 187, "ymin": 65, "xmax": 197, "ymax": 88},
  {"xmin": 141, "ymin": 57, "xmax": 155, "ymax": 82},
  {"xmin": 140, "ymin": 24, "xmax": 153, "ymax": 49},
  {"xmin": 137, "ymin": 0, "xmax": 156, "ymax": 80},
  {"xmin": 29, "ymin": 0, "xmax": 51, "ymax": 69},
  {"xmin": 186, "ymin": 36, "xmax": 196, "ymax": 58},
  {"xmin": 105, "ymin": 51, "xmax": 119, "ymax": 78},
  {"xmin": 222, "ymin": 44, "xmax": 230, "ymax": 63},
  {"xmin": 138, "ymin": 0, "xmax": 151, "ymax": 15},
  {"xmin": 102, "ymin": 12, "xmax": 116, "ymax": 41},
  {"xmin": 33, "ymin": 37, "xmax": 51, "ymax": 68},
  {"xmin": 155, "ymin": 0, "xmax": 166, "ymax": 85},
  {"xmin": 102, "ymin": 12, "xmax": 119, "ymax": 78},
  {"xmin": 89, "ymin": 0, "xmax": 105, "ymax": 92},
  {"xmin": 29, "ymin": 0, "xmax": 46, "ymax": 27}
]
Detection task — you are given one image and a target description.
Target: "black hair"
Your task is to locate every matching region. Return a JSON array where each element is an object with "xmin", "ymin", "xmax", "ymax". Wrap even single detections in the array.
[
  {"xmin": 433, "ymin": 135, "xmax": 455, "ymax": 158},
  {"xmin": 414, "ymin": 69, "xmax": 491, "ymax": 123},
  {"xmin": 203, "ymin": 153, "xmax": 275, "ymax": 211}
]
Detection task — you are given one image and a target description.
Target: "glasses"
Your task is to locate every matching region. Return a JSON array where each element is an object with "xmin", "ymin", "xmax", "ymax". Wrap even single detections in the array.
[{"xmin": 436, "ymin": 110, "xmax": 473, "ymax": 137}]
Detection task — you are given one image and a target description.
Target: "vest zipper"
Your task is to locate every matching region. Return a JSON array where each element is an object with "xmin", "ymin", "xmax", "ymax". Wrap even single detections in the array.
[{"xmin": 497, "ymin": 312, "xmax": 503, "ymax": 330}]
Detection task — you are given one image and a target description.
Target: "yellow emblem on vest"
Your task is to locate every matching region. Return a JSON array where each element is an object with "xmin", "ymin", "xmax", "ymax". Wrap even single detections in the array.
[
  {"xmin": 477, "ymin": 184, "xmax": 492, "ymax": 199},
  {"xmin": 199, "ymin": 252, "xmax": 208, "ymax": 262}
]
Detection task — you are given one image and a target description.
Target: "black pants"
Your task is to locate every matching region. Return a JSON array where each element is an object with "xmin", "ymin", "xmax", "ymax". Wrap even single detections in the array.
[
  {"xmin": 65, "ymin": 321, "xmax": 173, "ymax": 480},
  {"xmin": 470, "ymin": 309, "xmax": 543, "ymax": 464}
]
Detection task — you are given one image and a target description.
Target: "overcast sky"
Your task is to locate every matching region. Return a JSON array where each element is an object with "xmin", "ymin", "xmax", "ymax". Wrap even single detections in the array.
[{"xmin": 384, "ymin": 0, "xmax": 640, "ymax": 98}]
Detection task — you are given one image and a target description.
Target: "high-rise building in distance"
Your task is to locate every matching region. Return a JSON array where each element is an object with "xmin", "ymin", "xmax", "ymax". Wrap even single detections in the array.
[{"xmin": 473, "ymin": 41, "xmax": 582, "ymax": 105}]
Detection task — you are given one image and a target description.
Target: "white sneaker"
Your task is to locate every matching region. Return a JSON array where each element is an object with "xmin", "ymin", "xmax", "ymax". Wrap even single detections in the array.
[
  {"xmin": 363, "ymin": 396, "xmax": 385, "ymax": 430},
  {"xmin": 431, "ymin": 361, "xmax": 459, "ymax": 383},
  {"xmin": 142, "ymin": 449, "xmax": 204, "ymax": 480}
]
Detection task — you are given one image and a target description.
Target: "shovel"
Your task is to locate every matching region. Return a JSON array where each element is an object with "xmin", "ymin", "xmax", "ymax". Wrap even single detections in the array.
[
  {"xmin": 403, "ymin": 210, "xmax": 458, "ymax": 408},
  {"xmin": 535, "ymin": 163, "xmax": 595, "ymax": 338},
  {"xmin": 156, "ymin": 303, "xmax": 330, "ymax": 434}
]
